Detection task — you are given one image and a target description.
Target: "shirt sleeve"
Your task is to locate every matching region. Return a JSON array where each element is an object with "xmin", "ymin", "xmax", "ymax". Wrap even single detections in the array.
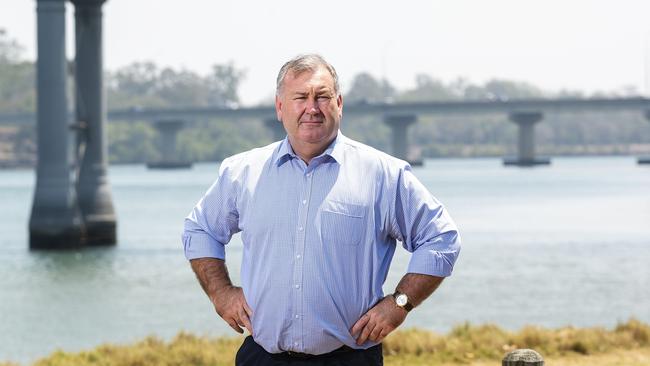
[
  {"xmin": 182, "ymin": 159, "xmax": 241, "ymax": 261},
  {"xmin": 389, "ymin": 165, "xmax": 461, "ymax": 277}
]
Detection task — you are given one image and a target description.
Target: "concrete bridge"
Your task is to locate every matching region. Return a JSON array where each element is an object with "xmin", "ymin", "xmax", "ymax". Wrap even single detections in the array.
[
  {"xmin": 13, "ymin": 0, "xmax": 650, "ymax": 249},
  {"xmin": 5, "ymin": 97, "xmax": 650, "ymax": 167},
  {"xmin": 103, "ymin": 97, "xmax": 650, "ymax": 166}
]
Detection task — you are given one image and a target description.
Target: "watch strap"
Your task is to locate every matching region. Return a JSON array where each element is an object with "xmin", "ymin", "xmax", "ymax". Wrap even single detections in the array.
[{"xmin": 392, "ymin": 291, "xmax": 414, "ymax": 312}]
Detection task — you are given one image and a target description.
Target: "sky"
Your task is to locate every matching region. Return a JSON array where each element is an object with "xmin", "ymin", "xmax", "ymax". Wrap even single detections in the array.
[{"xmin": 1, "ymin": 0, "xmax": 650, "ymax": 106}]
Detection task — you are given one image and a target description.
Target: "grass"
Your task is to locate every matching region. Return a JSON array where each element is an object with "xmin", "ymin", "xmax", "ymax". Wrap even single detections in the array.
[{"xmin": 2, "ymin": 319, "xmax": 648, "ymax": 366}]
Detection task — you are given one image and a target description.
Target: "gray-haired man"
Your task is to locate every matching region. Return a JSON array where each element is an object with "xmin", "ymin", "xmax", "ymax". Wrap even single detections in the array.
[{"xmin": 183, "ymin": 54, "xmax": 461, "ymax": 365}]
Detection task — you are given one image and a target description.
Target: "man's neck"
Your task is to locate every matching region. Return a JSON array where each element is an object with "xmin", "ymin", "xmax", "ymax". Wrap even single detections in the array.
[{"xmin": 288, "ymin": 135, "xmax": 336, "ymax": 165}]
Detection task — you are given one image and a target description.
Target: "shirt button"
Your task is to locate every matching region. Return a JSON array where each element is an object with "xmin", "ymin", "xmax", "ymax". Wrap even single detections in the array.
[
  {"xmin": 306, "ymin": 173, "xmax": 311, "ymax": 177},
  {"xmin": 302, "ymin": 199, "xmax": 307, "ymax": 205},
  {"xmin": 296, "ymin": 254, "xmax": 301, "ymax": 259},
  {"xmin": 295, "ymin": 284, "xmax": 300, "ymax": 289},
  {"xmin": 294, "ymin": 342, "xmax": 299, "ymax": 346},
  {"xmin": 298, "ymin": 226, "xmax": 303, "ymax": 231},
  {"xmin": 295, "ymin": 314, "xmax": 300, "ymax": 319}
]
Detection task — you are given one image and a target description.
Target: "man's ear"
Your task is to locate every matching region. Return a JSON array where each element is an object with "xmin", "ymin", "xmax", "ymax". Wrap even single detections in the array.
[
  {"xmin": 337, "ymin": 94, "xmax": 343, "ymax": 119},
  {"xmin": 275, "ymin": 95, "xmax": 283, "ymax": 121}
]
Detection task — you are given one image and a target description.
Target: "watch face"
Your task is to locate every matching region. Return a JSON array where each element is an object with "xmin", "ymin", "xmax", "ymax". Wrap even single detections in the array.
[{"xmin": 396, "ymin": 294, "xmax": 408, "ymax": 306}]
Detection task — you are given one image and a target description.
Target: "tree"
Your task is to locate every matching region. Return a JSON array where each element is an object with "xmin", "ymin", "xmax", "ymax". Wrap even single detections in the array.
[
  {"xmin": 107, "ymin": 62, "xmax": 168, "ymax": 108},
  {"xmin": 207, "ymin": 63, "xmax": 245, "ymax": 108},
  {"xmin": 345, "ymin": 72, "xmax": 395, "ymax": 104},
  {"xmin": 397, "ymin": 74, "xmax": 458, "ymax": 102},
  {"xmin": 106, "ymin": 61, "xmax": 245, "ymax": 109},
  {"xmin": 0, "ymin": 29, "xmax": 35, "ymax": 113},
  {"xmin": 0, "ymin": 28, "xmax": 24, "ymax": 64},
  {"xmin": 481, "ymin": 79, "xmax": 545, "ymax": 100}
]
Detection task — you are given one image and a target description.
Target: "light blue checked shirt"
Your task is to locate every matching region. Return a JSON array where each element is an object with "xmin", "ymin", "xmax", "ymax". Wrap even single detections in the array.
[{"xmin": 183, "ymin": 132, "xmax": 460, "ymax": 355}]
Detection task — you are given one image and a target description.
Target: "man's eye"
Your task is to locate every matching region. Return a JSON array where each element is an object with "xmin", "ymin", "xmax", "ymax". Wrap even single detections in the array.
[
  {"xmin": 317, "ymin": 96, "xmax": 331, "ymax": 100},
  {"xmin": 294, "ymin": 96, "xmax": 307, "ymax": 100}
]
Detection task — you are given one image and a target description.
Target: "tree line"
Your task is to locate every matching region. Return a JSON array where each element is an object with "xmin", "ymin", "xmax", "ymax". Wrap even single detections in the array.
[{"xmin": 1, "ymin": 28, "xmax": 649, "ymax": 166}]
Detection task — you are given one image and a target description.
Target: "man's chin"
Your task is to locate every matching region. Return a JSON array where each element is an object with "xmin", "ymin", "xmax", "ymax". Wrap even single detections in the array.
[
  {"xmin": 299, "ymin": 122, "xmax": 324, "ymax": 128},
  {"xmin": 296, "ymin": 132, "xmax": 336, "ymax": 145}
]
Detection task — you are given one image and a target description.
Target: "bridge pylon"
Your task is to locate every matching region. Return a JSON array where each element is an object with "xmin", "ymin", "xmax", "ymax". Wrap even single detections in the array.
[
  {"xmin": 30, "ymin": 0, "xmax": 116, "ymax": 249},
  {"xmin": 147, "ymin": 119, "xmax": 192, "ymax": 169},
  {"xmin": 638, "ymin": 110, "xmax": 650, "ymax": 165},
  {"xmin": 383, "ymin": 114, "xmax": 422, "ymax": 166},
  {"xmin": 30, "ymin": 0, "xmax": 85, "ymax": 249},
  {"xmin": 503, "ymin": 111, "xmax": 550, "ymax": 167},
  {"xmin": 73, "ymin": 0, "xmax": 116, "ymax": 245}
]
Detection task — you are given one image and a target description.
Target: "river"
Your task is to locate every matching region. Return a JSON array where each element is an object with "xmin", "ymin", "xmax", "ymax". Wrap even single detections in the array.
[{"xmin": 1, "ymin": 156, "xmax": 648, "ymax": 363}]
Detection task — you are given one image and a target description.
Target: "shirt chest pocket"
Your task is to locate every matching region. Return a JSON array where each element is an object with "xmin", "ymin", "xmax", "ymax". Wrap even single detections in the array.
[{"xmin": 320, "ymin": 201, "xmax": 367, "ymax": 246}]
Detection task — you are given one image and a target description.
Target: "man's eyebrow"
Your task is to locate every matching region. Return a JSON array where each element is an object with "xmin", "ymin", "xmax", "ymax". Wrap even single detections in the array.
[
  {"xmin": 315, "ymin": 87, "xmax": 334, "ymax": 94},
  {"xmin": 291, "ymin": 88, "xmax": 332, "ymax": 96}
]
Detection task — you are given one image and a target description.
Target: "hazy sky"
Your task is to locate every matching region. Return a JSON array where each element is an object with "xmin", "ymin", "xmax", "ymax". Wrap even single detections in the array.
[{"xmin": 2, "ymin": 0, "xmax": 650, "ymax": 105}]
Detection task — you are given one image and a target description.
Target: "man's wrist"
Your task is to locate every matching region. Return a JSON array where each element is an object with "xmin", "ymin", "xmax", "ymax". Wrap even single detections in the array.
[{"xmin": 392, "ymin": 290, "xmax": 414, "ymax": 312}]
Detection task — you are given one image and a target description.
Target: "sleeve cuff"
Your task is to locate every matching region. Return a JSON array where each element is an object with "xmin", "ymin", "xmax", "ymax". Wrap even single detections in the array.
[
  {"xmin": 406, "ymin": 231, "xmax": 461, "ymax": 277},
  {"xmin": 407, "ymin": 250, "xmax": 456, "ymax": 277},
  {"xmin": 182, "ymin": 232, "xmax": 226, "ymax": 261}
]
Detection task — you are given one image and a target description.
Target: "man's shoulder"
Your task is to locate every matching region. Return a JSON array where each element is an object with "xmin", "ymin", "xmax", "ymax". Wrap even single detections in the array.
[
  {"xmin": 219, "ymin": 141, "xmax": 281, "ymax": 173},
  {"xmin": 339, "ymin": 135, "xmax": 409, "ymax": 171}
]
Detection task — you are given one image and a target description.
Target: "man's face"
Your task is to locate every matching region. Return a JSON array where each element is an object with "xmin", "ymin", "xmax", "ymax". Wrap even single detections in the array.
[{"xmin": 275, "ymin": 66, "xmax": 343, "ymax": 152}]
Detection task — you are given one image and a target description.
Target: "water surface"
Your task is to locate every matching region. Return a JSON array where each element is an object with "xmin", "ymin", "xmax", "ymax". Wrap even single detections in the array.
[{"xmin": 1, "ymin": 157, "xmax": 648, "ymax": 363}]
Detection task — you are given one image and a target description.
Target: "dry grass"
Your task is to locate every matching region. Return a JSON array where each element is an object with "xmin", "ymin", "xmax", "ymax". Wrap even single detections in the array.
[
  {"xmin": 29, "ymin": 334, "xmax": 243, "ymax": 366},
  {"xmin": 390, "ymin": 348, "xmax": 650, "ymax": 366},
  {"xmin": 3, "ymin": 319, "xmax": 647, "ymax": 366},
  {"xmin": 382, "ymin": 318, "xmax": 650, "ymax": 364}
]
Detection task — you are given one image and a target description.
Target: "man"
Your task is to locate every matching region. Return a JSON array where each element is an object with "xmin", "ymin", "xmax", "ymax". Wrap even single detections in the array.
[{"xmin": 182, "ymin": 54, "xmax": 460, "ymax": 366}]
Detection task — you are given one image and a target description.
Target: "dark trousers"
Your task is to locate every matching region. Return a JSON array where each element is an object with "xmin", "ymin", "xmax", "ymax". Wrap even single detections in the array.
[{"xmin": 235, "ymin": 336, "xmax": 383, "ymax": 366}]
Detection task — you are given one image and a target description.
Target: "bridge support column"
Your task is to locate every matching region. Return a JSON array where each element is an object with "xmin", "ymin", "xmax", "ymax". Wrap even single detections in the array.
[
  {"xmin": 638, "ymin": 110, "xmax": 650, "ymax": 165},
  {"xmin": 383, "ymin": 114, "xmax": 422, "ymax": 166},
  {"xmin": 503, "ymin": 111, "xmax": 550, "ymax": 166},
  {"xmin": 147, "ymin": 120, "xmax": 192, "ymax": 169},
  {"xmin": 72, "ymin": 0, "xmax": 116, "ymax": 245},
  {"xmin": 30, "ymin": 0, "xmax": 85, "ymax": 249},
  {"xmin": 264, "ymin": 118, "xmax": 287, "ymax": 141}
]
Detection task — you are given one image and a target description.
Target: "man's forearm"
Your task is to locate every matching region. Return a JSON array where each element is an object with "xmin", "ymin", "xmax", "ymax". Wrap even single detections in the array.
[
  {"xmin": 190, "ymin": 258, "xmax": 233, "ymax": 302},
  {"xmin": 395, "ymin": 273, "xmax": 444, "ymax": 308},
  {"xmin": 190, "ymin": 257, "xmax": 254, "ymax": 334}
]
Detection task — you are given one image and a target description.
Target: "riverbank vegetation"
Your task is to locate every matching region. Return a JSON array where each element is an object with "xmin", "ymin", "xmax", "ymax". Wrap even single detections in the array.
[{"xmin": 1, "ymin": 319, "xmax": 648, "ymax": 366}]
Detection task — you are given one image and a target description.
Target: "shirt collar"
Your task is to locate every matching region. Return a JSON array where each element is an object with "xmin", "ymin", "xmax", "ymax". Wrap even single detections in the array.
[{"xmin": 275, "ymin": 131, "xmax": 346, "ymax": 166}]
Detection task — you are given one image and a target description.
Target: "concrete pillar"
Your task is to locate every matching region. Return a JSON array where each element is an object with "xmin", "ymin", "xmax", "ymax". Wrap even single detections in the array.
[
  {"xmin": 147, "ymin": 120, "xmax": 191, "ymax": 169},
  {"xmin": 72, "ymin": 0, "xmax": 116, "ymax": 246},
  {"xmin": 264, "ymin": 118, "xmax": 286, "ymax": 141},
  {"xmin": 503, "ymin": 111, "xmax": 550, "ymax": 166},
  {"xmin": 637, "ymin": 110, "xmax": 650, "ymax": 165},
  {"xmin": 383, "ymin": 114, "xmax": 422, "ymax": 166},
  {"xmin": 29, "ymin": 0, "xmax": 85, "ymax": 249}
]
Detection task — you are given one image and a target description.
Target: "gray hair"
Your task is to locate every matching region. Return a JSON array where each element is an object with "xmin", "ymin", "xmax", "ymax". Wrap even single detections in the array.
[{"xmin": 276, "ymin": 54, "xmax": 340, "ymax": 96}]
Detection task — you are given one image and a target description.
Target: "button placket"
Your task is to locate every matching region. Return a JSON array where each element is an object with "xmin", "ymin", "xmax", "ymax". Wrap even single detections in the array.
[{"xmin": 291, "ymin": 168, "xmax": 314, "ymax": 351}]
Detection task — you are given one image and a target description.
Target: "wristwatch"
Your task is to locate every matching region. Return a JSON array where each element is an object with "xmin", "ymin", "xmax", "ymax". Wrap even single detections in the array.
[{"xmin": 392, "ymin": 291, "xmax": 414, "ymax": 312}]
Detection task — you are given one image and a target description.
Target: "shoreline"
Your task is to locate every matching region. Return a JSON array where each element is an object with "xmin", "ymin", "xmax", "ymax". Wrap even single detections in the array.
[{"xmin": 2, "ymin": 319, "xmax": 647, "ymax": 366}]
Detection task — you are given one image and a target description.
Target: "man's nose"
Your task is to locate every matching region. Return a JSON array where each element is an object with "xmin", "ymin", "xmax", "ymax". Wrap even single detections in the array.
[{"xmin": 305, "ymin": 97, "xmax": 320, "ymax": 114}]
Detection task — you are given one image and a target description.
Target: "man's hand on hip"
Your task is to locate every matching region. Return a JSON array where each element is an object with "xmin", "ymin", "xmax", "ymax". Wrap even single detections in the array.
[
  {"xmin": 189, "ymin": 258, "xmax": 254, "ymax": 336},
  {"xmin": 212, "ymin": 285, "xmax": 254, "ymax": 335},
  {"xmin": 350, "ymin": 295, "xmax": 407, "ymax": 345}
]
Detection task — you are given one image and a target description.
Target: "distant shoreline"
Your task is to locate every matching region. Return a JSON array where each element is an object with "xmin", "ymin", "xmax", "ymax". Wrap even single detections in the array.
[{"xmin": 2, "ymin": 152, "xmax": 650, "ymax": 171}]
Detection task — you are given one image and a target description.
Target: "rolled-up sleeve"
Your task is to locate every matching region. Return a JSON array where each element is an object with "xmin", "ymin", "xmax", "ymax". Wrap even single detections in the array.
[
  {"xmin": 182, "ymin": 159, "xmax": 240, "ymax": 261},
  {"xmin": 390, "ymin": 166, "xmax": 461, "ymax": 277}
]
